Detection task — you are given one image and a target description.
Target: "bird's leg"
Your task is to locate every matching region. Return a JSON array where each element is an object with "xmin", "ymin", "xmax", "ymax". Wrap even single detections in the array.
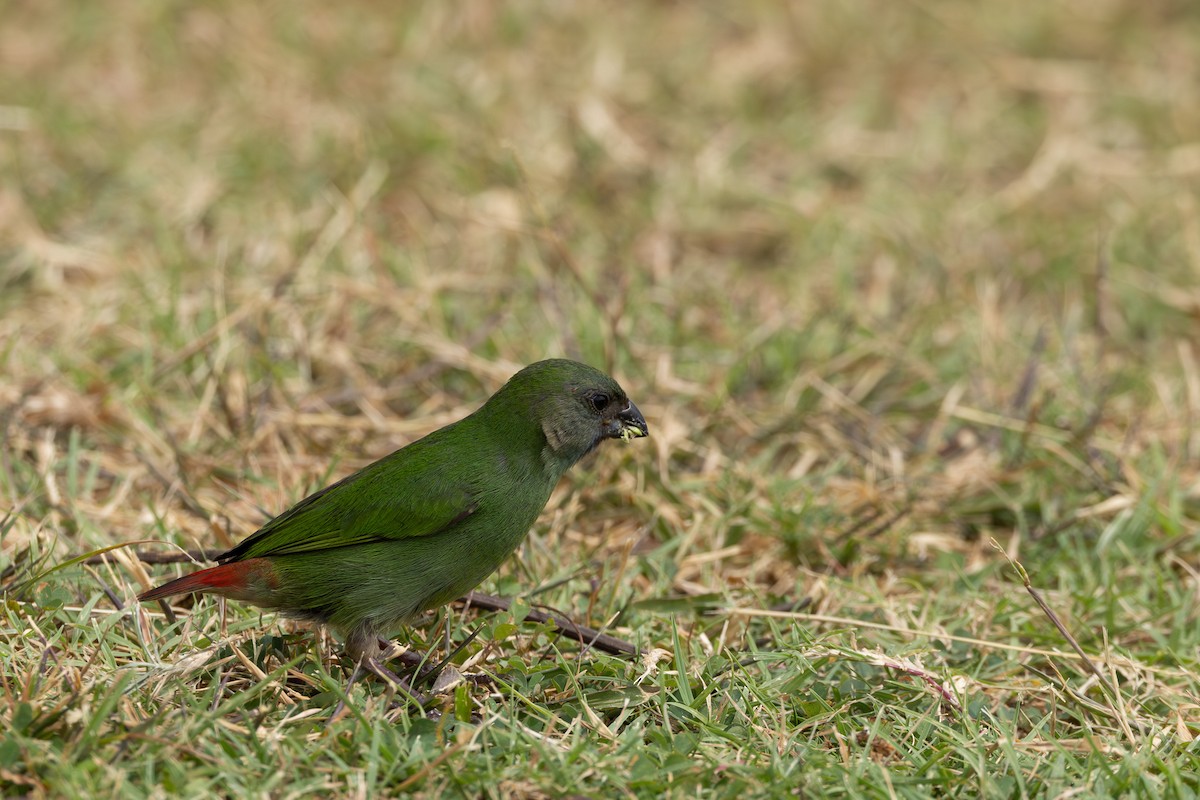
[
  {"xmin": 327, "ymin": 627, "xmax": 379, "ymax": 723},
  {"xmin": 328, "ymin": 628, "xmax": 429, "ymax": 723},
  {"xmin": 373, "ymin": 635, "xmax": 428, "ymax": 676},
  {"xmin": 363, "ymin": 656, "xmax": 428, "ymax": 706},
  {"xmin": 413, "ymin": 624, "xmax": 485, "ymax": 690},
  {"xmin": 350, "ymin": 629, "xmax": 426, "ymax": 703},
  {"xmin": 327, "ymin": 658, "xmax": 429, "ymax": 725}
]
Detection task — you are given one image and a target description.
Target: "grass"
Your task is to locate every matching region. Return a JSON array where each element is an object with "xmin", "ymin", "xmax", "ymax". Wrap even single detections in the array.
[{"xmin": 3, "ymin": 0, "xmax": 1200, "ymax": 797}]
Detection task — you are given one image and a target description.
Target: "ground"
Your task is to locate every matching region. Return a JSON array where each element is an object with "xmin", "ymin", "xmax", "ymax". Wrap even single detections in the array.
[{"xmin": 2, "ymin": 1, "xmax": 1200, "ymax": 797}]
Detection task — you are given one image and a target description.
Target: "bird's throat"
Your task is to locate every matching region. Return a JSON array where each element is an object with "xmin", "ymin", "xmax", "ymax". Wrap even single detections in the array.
[{"xmin": 539, "ymin": 418, "xmax": 586, "ymax": 473}]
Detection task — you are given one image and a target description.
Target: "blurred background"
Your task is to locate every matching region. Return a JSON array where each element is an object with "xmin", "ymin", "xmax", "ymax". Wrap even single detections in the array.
[
  {"xmin": 3, "ymin": 1, "xmax": 1200, "ymax": 794},
  {"xmin": 4, "ymin": 0, "xmax": 1198, "ymax": 571}
]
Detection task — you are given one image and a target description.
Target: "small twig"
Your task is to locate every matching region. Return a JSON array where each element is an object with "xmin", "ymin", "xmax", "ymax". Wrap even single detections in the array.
[
  {"xmin": 1068, "ymin": 381, "xmax": 1112, "ymax": 452},
  {"xmin": 86, "ymin": 549, "xmax": 217, "ymax": 566},
  {"xmin": 875, "ymin": 654, "xmax": 962, "ymax": 712},
  {"xmin": 832, "ymin": 506, "xmax": 885, "ymax": 545},
  {"xmin": 461, "ymin": 591, "xmax": 638, "ymax": 657},
  {"xmin": 83, "ymin": 566, "xmax": 125, "ymax": 611},
  {"xmin": 1010, "ymin": 327, "xmax": 1046, "ymax": 415},
  {"xmin": 861, "ymin": 503, "xmax": 913, "ymax": 541},
  {"xmin": 1093, "ymin": 230, "xmax": 1109, "ymax": 339},
  {"xmin": 991, "ymin": 539, "xmax": 1140, "ymax": 744}
]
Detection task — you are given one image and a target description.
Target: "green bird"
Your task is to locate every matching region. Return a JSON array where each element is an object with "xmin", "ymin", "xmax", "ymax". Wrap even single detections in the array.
[{"xmin": 139, "ymin": 359, "xmax": 647, "ymax": 673}]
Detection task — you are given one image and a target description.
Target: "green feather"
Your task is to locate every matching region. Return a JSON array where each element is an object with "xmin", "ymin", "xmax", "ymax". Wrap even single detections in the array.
[
  {"xmin": 141, "ymin": 359, "xmax": 648, "ymax": 663},
  {"xmin": 218, "ymin": 431, "xmax": 480, "ymax": 560}
]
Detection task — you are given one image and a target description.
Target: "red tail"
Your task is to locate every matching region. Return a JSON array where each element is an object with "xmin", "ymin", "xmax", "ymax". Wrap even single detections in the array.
[{"xmin": 138, "ymin": 558, "xmax": 277, "ymax": 603}]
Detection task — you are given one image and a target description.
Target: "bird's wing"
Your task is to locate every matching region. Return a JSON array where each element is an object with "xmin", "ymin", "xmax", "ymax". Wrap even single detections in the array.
[{"xmin": 218, "ymin": 444, "xmax": 478, "ymax": 562}]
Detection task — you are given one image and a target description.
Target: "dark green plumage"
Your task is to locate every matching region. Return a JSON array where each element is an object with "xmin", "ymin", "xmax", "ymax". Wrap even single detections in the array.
[{"xmin": 139, "ymin": 359, "xmax": 648, "ymax": 663}]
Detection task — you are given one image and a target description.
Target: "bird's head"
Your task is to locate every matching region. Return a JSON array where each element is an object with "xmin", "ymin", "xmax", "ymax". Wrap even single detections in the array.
[{"xmin": 486, "ymin": 359, "xmax": 648, "ymax": 474}]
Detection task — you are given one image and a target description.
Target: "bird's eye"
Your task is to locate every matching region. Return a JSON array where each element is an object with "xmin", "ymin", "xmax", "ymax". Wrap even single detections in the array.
[{"xmin": 591, "ymin": 393, "xmax": 610, "ymax": 411}]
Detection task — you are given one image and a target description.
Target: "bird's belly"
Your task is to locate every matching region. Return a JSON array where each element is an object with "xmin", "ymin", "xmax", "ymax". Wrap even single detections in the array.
[{"xmin": 269, "ymin": 504, "xmax": 545, "ymax": 636}]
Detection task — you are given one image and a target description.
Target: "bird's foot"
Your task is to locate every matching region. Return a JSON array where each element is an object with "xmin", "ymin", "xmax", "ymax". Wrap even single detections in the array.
[
  {"xmin": 376, "ymin": 637, "xmax": 426, "ymax": 671},
  {"xmin": 376, "ymin": 638, "xmax": 405, "ymax": 660},
  {"xmin": 365, "ymin": 657, "xmax": 429, "ymax": 707},
  {"xmin": 326, "ymin": 652, "xmax": 430, "ymax": 726},
  {"xmin": 462, "ymin": 671, "xmax": 498, "ymax": 689}
]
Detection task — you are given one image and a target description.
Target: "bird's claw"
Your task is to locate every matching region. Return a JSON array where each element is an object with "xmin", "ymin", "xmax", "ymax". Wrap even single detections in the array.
[{"xmin": 366, "ymin": 657, "xmax": 430, "ymax": 707}]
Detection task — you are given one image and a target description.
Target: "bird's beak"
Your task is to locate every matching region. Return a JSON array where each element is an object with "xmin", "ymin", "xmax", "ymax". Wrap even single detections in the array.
[{"xmin": 607, "ymin": 401, "xmax": 648, "ymax": 442}]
